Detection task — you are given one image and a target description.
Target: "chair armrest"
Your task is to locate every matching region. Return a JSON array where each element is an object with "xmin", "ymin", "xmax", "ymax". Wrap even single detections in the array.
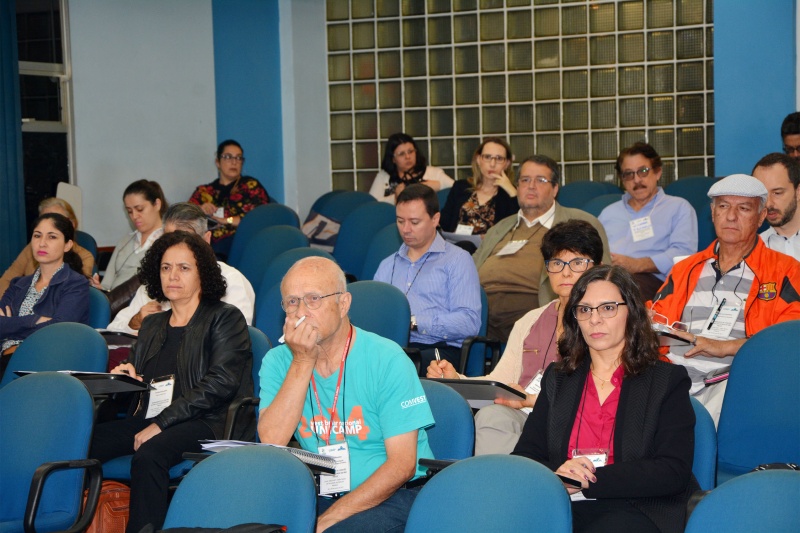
[
  {"xmin": 223, "ymin": 397, "xmax": 260, "ymax": 440},
  {"xmin": 24, "ymin": 459, "xmax": 103, "ymax": 533},
  {"xmin": 419, "ymin": 458, "xmax": 458, "ymax": 475},
  {"xmin": 458, "ymin": 336, "xmax": 503, "ymax": 375},
  {"xmin": 403, "ymin": 347, "xmax": 422, "ymax": 375}
]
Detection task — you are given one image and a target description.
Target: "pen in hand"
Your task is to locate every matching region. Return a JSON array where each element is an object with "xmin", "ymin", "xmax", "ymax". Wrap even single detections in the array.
[
  {"xmin": 435, "ymin": 348, "xmax": 444, "ymax": 378},
  {"xmin": 278, "ymin": 315, "xmax": 306, "ymax": 344}
]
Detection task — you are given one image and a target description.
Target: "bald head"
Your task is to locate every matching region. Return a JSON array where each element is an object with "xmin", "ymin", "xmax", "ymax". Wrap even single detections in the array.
[{"xmin": 282, "ymin": 256, "xmax": 346, "ymax": 294}]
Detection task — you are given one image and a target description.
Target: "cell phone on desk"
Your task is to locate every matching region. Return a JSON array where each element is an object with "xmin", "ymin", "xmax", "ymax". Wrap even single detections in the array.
[{"xmin": 557, "ymin": 474, "xmax": 583, "ymax": 489}]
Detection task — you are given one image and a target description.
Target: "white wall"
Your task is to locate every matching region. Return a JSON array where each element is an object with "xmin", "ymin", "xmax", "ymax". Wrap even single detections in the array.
[
  {"xmin": 69, "ymin": 0, "xmax": 217, "ymax": 246},
  {"xmin": 280, "ymin": 0, "xmax": 330, "ymax": 221}
]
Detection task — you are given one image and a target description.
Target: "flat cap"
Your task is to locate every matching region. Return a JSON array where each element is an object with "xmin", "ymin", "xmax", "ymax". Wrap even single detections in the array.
[{"xmin": 707, "ymin": 174, "xmax": 768, "ymax": 203}]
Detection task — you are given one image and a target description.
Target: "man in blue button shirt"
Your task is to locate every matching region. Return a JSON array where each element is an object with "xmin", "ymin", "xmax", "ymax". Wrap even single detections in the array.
[{"xmin": 374, "ymin": 184, "xmax": 481, "ymax": 373}]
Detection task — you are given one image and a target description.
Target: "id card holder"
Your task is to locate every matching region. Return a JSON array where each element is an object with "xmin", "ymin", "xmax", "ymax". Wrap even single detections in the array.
[
  {"xmin": 318, "ymin": 442, "xmax": 351, "ymax": 496},
  {"xmin": 496, "ymin": 240, "xmax": 528, "ymax": 256},
  {"xmin": 455, "ymin": 224, "xmax": 474, "ymax": 235},
  {"xmin": 701, "ymin": 305, "xmax": 740, "ymax": 339},
  {"xmin": 521, "ymin": 370, "xmax": 543, "ymax": 415},
  {"xmin": 629, "ymin": 216, "xmax": 655, "ymax": 242},
  {"xmin": 572, "ymin": 448, "xmax": 608, "ymax": 468},
  {"xmin": 145, "ymin": 375, "xmax": 175, "ymax": 419},
  {"xmin": 213, "ymin": 207, "xmax": 224, "ymax": 218}
]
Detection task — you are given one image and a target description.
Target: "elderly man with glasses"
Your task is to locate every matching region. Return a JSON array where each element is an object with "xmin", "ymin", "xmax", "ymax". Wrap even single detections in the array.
[
  {"xmin": 650, "ymin": 174, "xmax": 800, "ymax": 426},
  {"xmin": 599, "ymin": 142, "xmax": 698, "ymax": 301}
]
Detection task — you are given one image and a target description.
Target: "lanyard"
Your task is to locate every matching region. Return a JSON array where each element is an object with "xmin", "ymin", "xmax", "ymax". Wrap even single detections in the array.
[{"xmin": 310, "ymin": 325, "xmax": 353, "ymax": 446}]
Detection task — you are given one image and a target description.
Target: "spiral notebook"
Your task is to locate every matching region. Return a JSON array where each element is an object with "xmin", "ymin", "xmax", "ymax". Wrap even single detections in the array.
[{"xmin": 199, "ymin": 440, "xmax": 337, "ymax": 474}]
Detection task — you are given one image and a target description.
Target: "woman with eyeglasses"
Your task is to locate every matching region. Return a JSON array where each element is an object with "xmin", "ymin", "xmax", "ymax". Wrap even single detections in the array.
[
  {"xmin": 513, "ymin": 265, "xmax": 696, "ymax": 533},
  {"xmin": 440, "ymin": 137, "xmax": 519, "ymax": 236},
  {"xmin": 90, "ymin": 231, "xmax": 253, "ymax": 533},
  {"xmin": 598, "ymin": 142, "xmax": 697, "ymax": 300},
  {"xmin": 369, "ymin": 133, "xmax": 454, "ymax": 204},
  {"xmin": 427, "ymin": 220, "xmax": 603, "ymax": 455},
  {"xmin": 189, "ymin": 139, "xmax": 270, "ymax": 256}
]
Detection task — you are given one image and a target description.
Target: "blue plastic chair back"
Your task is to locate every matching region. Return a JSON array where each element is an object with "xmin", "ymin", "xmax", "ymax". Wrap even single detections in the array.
[
  {"xmin": 237, "ymin": 226, "xmax": 308, "ymax": 295},
  {"xmin": 258, "ymin": 249, "xmax": 337, "ymax": 312},
  {"xmin": 664, "ymin": 176, "xmax": 717, "ymax": 207},
  {"xmin": 694, "ymin": 202, "xmax": 716, "ymax": 251},
  {"xmin": 163, "ymin": 447, "xmax": 317, "ymax": 532},
  {"xmin": 228, "ymin": 204, "xmax": 301, "ymax": 267},
  {"xmin": 717, "ymin": 321, "xmax": 800, "ymax": 484},
  {"xmin": 691, "ymin": 397, "xmax": 717, "ymax": 491},
  {"xmin": 557, "ymin": 181, "xmax": 621, "ymax": 209},
  {"xmin": 88, "ymin": 286, "xmax": 111, "ymax": 329},
  {"xmin": 360, "ymin": 223, "xmax": 403, "ymax": 281},
  {"xmin": 254, "ymin": 283, "xmax": 286, "ymax": 352},
  {"xmin": 306, "ymin": 190, "xmax": 346, "ymax": 223},
  {"xmin": 248, "ymin": 326, "xmax": 271, "ymax": 399},
  {"xmin": 0, "ymin": 323, "xmax": 108, "ymax": 388},
  {"xmin": 75, "ymin": 230, "xmax": 98, "ymax": 261},
  {"xmin": 0, "ymin": 373, "xmax": 94, "ymax": 533},
  {"xmin": 463, "ymin": 287, "xmax": 491, "ymax": 377},
  {"xmin": 685, "ymin": 470, "xmax": 800, "ymax": 533},
  {"xmin": 436, "ymin": 187, "xmax": 451, "ymax": 209},
  {"xmin": 420, "ymin": 380, "xmax": 474, "ymax": 459},
  {"xmin": 582, "ymin": 193, "xmax": 622, "ymax": 217},
  {"xmin": 316, "ymin": 191, "xmax": 375, "ymax": 223},
  {"xmin": 347, "ymin": 281, "xmax": 410, "ymax": 347},
  {"xmin": 405, "ymin": 455, "xmax": 572, "ymax": 533},
  {"xmin": 333, "ymin": 202, "xmax": 397, "ymax": 278}
]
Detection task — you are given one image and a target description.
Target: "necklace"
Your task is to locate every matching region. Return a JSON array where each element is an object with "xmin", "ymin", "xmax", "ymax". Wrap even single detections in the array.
[{"xmin": 590, "ymin": 369, "xmax": 611, "ymax": 390}]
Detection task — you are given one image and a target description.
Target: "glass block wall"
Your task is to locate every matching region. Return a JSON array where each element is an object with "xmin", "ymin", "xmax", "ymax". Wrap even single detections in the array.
[{"xmin": 326, "ymin": 0, "xmax": 714, "ymax": 189}]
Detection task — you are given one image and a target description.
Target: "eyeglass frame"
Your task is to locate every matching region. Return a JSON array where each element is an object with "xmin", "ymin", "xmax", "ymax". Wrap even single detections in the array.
[
  {"xmin": 620, "ymin": 166, "xmax": 652, "ymax": 182},
  {"xmin": 544, "ymin": 258, "xmax": 594, "ymax": 273},
  {"xmin": 651, "ymin": 312, "xmax": 689, "ymax": 332},
  {"xmin": 783, "ymin": 144, "xmax": 800, "ymax": 156},
  {"xmin": 394, "ymin": 148, "xmax": 416, "ymax": 159},
  {"xmin": 572, "ymin": 301, "xmax": 627, "ymax": 321},
  {"xmin": 219, "ymin": 154, "xmax": 245, "ymax": 163},
  {"xmin": 480, "ymin": 153, "xmax": 508, "ymax": 165},
  {"xmin": 518, "ymin": 176, "xmax": 554, "ymax": 187},
  {"xmin": 280, "ymin": 292, "xmax": 343, "ymax": 312}
]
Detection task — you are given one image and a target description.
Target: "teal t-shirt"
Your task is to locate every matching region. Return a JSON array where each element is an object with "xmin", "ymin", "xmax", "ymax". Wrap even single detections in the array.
[{"xmin": 259, "ymin": 326, "xmax": 435, "ymax": 490}]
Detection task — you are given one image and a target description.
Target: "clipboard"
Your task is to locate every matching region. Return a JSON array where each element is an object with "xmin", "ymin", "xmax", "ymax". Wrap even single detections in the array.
[
  {"xmin": 425, "ymin": 378, "xmax": 526, "ymax": 409},
  {"xmin": 14, "ymin": 371, "xmax": 152, "ymax": 394}
]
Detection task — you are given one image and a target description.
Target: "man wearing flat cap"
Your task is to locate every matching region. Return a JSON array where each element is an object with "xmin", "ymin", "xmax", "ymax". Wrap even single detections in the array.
[{"xmin": 651, "ymin": 174, "xmax": 800, "ymax": 425}]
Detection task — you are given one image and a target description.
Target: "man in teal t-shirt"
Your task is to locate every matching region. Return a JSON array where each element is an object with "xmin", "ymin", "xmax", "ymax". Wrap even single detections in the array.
[{"xmin": 258, "ymin": 257, "xmax": 434, "ymax": 533}]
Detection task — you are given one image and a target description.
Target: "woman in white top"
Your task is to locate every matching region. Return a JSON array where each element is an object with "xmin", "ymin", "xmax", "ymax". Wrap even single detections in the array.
[
  {"xmin": 91, "ymin": 180, "xmax": 168, "ymax": 291},
  {"xmin": 369, "ymin": 133, "xmax": 453, "ymax": 204}
]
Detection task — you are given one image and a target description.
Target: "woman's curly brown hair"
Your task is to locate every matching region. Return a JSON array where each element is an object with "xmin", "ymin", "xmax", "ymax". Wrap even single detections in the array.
[{"xmin": 137, "ymin": 231, "xmax": 227, "ymax": 303}]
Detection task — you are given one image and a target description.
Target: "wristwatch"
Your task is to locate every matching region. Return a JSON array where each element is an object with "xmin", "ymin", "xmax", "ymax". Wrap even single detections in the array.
[
  {"xmin": 410, "ymin": 315, "xmax": 418, "ymax": 331},
  {"xmin": 226, "ymin": 216, "xmax": 234, "ymax": 225}
]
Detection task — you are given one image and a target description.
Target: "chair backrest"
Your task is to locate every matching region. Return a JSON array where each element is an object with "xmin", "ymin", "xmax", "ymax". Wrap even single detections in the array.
[
  {"xmin": 463, "ymin": 287, "xmax": 491, "ymax": 377},
  {"xmin": 0, "ymin": 322, "xmax": 108, "ymax": 388},
  {"xmin": 0, "ymin": 373, "xmax": 94, "ymax": 532},
  {"xmin": 236, "ymin": 225, "xmax": 309, "ymax": 295},
  {"xmin": 88, "ymin": 286, "xmax": 111, "ymax": 329},
  {"xmin": 685, "ymin": 470, "xmax": 800, "ymax": 533},
  {"xmin": 420, "ymin": 380, "xmax": 474, "ymax": 459},
  {"xmin": 664, "ymin": 176, "xmax": 716, "ymax": 206},
  {"xmin": 163, "ymin": 446, "xmax": 317, "ymax": 532},
  {"xmin": 254, "ymin": 282, "xmax": 286, "ymax": 351},
  {"xmin": 694, "ymin": 201, "xmax": 716, "ymax": 250},
  {"xmin": 405, "ymin": 455, "xmax": 572, "ymax": 533},
  {"xmin": 257, "ymin": 248, "xmax": 337, "ymax": 314},
  {"xmin": 347, "ymin": 280, "xmax": 410, "ymax": 347},
  {"xmin": 228, "ymin": 204, "xmax": 301, "ymax": 267},
  {"xmin": 333, "ymin": 201, "xmax": 397, "ymax": 278},
  {"xmin": 582, "ymin": 193, "xmax": 622, "ymax": 217},
  {"xmin": 717, "ymin": 320, "xmax": 800, "ymax": 484},
  {"xmin": 436, "ymin": 187, "xmax": 451, "ymax": 209},
  {"xmin": 306, "ymin": 190, "xmax": 346, "ymax": 223},
  {"xmin": 315, "ymin": 190, "xmax": 375, "ymax": 222},
  {"xmin": 75, "ymin": 230, "xmax": 98, "ymax": 261},
  {"xmin": 557, "ymin": 181, "xmax": 621, "ymax": 209},
  {"xmin": 360, "ymin": 223, "xmax": 403, "ymax": 281},
  {"xmin": 691, "ymin": 397, "xmax": 717, "ymax": 491},
  {"xmin": 248, "ymin": 326, "xmax": 271, "ymax": 398}
]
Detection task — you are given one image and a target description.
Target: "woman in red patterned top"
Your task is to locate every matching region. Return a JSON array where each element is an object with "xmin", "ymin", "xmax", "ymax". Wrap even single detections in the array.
[{"xmin": 189, "ymin": 139, "xmax": 269, "ymax": 256}]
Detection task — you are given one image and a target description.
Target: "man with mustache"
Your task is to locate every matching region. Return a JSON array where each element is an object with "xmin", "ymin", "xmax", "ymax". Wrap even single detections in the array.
[
  {"xmin": 599, "ymin": 142, "xmax": 698, "ymax": 300},
  {"xmin": 753, "ymin": 153, "xmax": 800, "ymax": 260}
]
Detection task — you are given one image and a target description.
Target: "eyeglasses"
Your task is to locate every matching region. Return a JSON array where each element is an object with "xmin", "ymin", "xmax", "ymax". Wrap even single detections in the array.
[
  {"xmin": 783, "ymin": 144, "xmax": 800, "ymax": 156},
  {"xmin": 545, "ymin": 258, "xmax": 594, "ymax": 273},
  {"xmin": 518, "ymin": 176, "xmax": 552, "ymax": 187},
  {"xmin": 219, "ymin": 154, "xmax": 245, "ymax": 163},
  {"xmin": 573, "ymin": 301, "xmax": 627, "ymax": 321},
  {"xmin": 480, "ymin": 154, "xmax": 507, "ymax": 164},
  {"xmin": 280, "ymin": 292, "xmax": 342, "ymax": 312},
  {"xmin": 651, "ymin": 313, "xmax": 689, "ymax": 332},
  {"xmin": 394, "ymin": 148, "xmax": 416, "ymax": 159},
  {"xmin": 620, "ymin": 167, "xmax": 651, "ymax": 182}
]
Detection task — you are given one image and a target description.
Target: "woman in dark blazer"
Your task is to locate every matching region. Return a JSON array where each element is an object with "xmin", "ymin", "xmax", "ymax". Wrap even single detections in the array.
[{"xmin": 513, "ymin": 265, "xmax": 697, "ymax": 533}]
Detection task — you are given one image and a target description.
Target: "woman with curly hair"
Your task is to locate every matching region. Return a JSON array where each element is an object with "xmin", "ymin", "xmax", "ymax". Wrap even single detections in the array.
[
  {"xmin": 189, "ymin": 139, "xmax": 270, "ymax": 256},
  {"xmin": 90, "ymin": 231, "xmax": 254, "ymax": 533},
  {"xmin": 513, "ymin": 265, "xmax": 697, "ymax": 533}
]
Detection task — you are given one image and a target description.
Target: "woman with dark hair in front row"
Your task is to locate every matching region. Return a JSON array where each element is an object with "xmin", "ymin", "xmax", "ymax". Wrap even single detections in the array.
[
  {"xmin": 513, "ymin": 265, "xmax": 697, "ymax": 533},
  {"xmin": 90, "ymin": 231, "xmax": 254, "ymax": 533}
]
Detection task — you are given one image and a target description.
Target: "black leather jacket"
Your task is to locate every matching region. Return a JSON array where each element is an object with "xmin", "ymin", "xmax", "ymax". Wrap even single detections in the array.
[{"xmin": 131, "ymin": 299, "xmax": 253, "ymax": 439}]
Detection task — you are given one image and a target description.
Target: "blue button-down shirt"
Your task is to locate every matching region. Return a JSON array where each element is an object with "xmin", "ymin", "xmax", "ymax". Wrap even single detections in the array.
[
  {"xmin": 599, "ymin": 188, "xmax": 698, "ymax": 280},
  {"xmin": 374, "ymin": 233, "xmax": 481, "ymax": 347}
]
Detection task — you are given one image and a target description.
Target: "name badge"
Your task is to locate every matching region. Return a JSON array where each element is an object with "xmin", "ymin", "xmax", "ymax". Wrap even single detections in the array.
[
  {"xmin": 145, "ymin": 375, "xmax": 175, "ymax": 419},
  {"xmin": 629, "ymin": 216, "xmax": 655, "ymax": 242},
  {"xmin": 455, "ymin": 223, "xmax": 474, "ymax": 235},
  {"xmin": 572, "ymin": 448, "xmax": 608, "ymax": 468},
  {"xmin": 701, "ymin": 304, "xmax": 740, "ymax": 339},
  {"xmin": 213, "ymin": 207, "xmax": 224, "ymax": 218},
  {"xmin": 521, "ymin": 370, "xmax": 543, "ymax": 415},
  {"xmin": 318, "ymin": 442, "xmax": 351, "ymax": 496},
  {"xmin": 496, "ymin": 240, "xmax": 528, "ymax": 256}
]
